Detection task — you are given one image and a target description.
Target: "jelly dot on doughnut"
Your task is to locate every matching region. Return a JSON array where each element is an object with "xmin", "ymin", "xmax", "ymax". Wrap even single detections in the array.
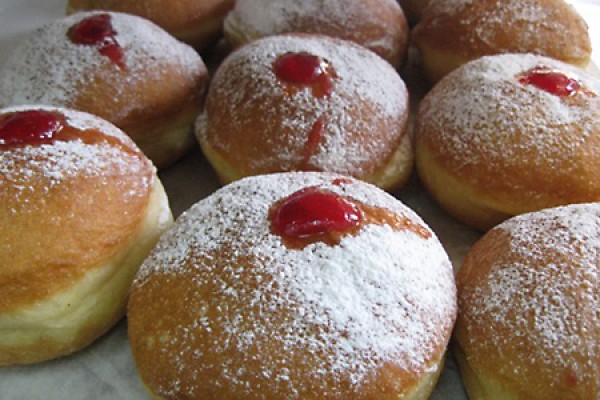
[
  {"xmin": 518, "ymin": 67, "xmax": 596, "ymax": 98},
  {"xmin": 270, "ymin": 187, "xmax": 363, "ymax": 247},
  {"xmin": 0, "ymin": 110, "xmax": 64, "ymax": 146},
  {"xmin": 273, "ymin": 51, "xmax": 337, "ymax": 97},
  {"xmin": 67, "ymin": 13, "xmax": 125, "ymax": 69},
  {"xmin": 270, "ymin": 183, "xmax": 432, "ymax": 248}
]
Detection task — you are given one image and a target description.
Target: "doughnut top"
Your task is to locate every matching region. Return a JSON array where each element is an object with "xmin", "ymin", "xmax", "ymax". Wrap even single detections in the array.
[
  {"xmin": 416, "ymin": 0, "xmax": 591, "ymax": 66},
  {"xmin": 457, "ymin": 203, "xmax": 600, "ymax": 398},
  {"xmin": 198, "ymin": 34, "xmax": 408, "ymax": 180},
  {"xmin": 130, "ymin": 172, "xmax": 456, "ymax": 398},
  {"xmin": 0, "ymin": 11, "xmax": 206, "ymax": 128},
  {"xmin": 224, "ymin": 0, "xmax": 408, "ymax": 66},
  {"xmin": 416, "ymin": 53, "xmax": 600, "ymax": 209},
  {"xmin": 0, "ymin": 105, "xmax": 155, "ymax": 313}
]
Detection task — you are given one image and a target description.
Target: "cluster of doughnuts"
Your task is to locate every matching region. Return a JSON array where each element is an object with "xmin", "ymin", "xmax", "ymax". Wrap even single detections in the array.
[
  {"xmin": 128, "ymin": 172, "xmax": 457, "ymax": 399},
  {"xmin": 0, "ymin": 11, "xmax": 209, "ymax": 168},
  {"xmin": 0, "ymin": 105, "xmax": 171, "ymax": 366},
  {"xmin": 1, "ymin": 0, "xmax": 599, "ymax": 399}
]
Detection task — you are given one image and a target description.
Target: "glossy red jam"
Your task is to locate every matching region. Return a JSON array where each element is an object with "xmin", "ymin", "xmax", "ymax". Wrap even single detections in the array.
[
  {"xmin": 518, "ymin": 67, "xmax": 595, "ymax": 97},
  {"xmin": 68, "ymin": 14, "xmax": 125, "ymax": 69},
  {"xmin": 270, "ymin": 185, "xmax": 432, "ymax": 248},
  {"xmin": 0, "ymin": 110, "xmax": 65, "ymax": 146},
  {"xmin": 273, "ymin": 52, "xmax": 337, "ymax": 97},
  {"xmin": 270, "ymin": 187, "xmax": 362, "ymax": 242}
]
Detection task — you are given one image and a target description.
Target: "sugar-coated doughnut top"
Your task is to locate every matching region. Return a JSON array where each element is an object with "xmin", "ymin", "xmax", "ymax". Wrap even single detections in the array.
[
  {"xmin": 0, "ymin": 11, "xmax": 204, "ymax": 120},
  {"xmin": 133, "ymin": 172, "xmax": 456, "ymax": 397},
  {"xmin": 459, "ymin": 203, "xmax": 599, "ymax": 394}
]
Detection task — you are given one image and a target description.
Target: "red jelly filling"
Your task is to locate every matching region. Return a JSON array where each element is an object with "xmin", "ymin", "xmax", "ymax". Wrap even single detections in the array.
[
  {"xmin": 300, "ymin": 118, "xmax": 324, "ymax": 169},
  {"xmin": 271, "ymin": 187, "xmax": 362, "ymax": 241},
  {"xmin": 518, "ymin": 67, "xmax": 594, "ymax": 97},
  {"xmin": 0, "ymin": 110, "xmax": 64, "ymax": 146},
  {"xmin": 273, "ymin": 52, "xmax": 337, "ymax": 97},
  {"xmin": 270, "ymin": 184, "xmax": 431, "ymax": 249},
  {"xmin": 68, "ymin": 14, "xmax": 125, "ymax": 69}
]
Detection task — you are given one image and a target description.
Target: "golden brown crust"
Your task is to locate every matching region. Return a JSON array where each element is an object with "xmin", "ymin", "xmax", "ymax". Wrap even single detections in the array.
[
  {"xmin": 66, "ymin": 0, "xmax": 235, "ymax": 49},
  {"xmin": 412, "ymin": 0, "xmax": 592, "ymax": 83},
  {"xmin": 454, "ymin": 204, "xmax": 600, "ymax": 399},
  {"xmin": 197, "ymin": 34, "xmax": 412, "ymax": 191},
  {"xmin": 224, "ymin": 0, "xmax": 409, "ymax": 68},
  {"xmin": 414, "ymin": 53, "xmax": 600, "ymax": 230}
]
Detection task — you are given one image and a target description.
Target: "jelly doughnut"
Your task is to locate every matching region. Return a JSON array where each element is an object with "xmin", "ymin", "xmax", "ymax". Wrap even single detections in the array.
[
  {"xmin": 196, "ymin": 34, "xmax": 412, "ymax": 191},
  {"xmin": 0, "ymin": 105, "xmax": 172, "ymax": 366},
  {"xmin": 415, "ymin": 53, "xmax": 600, "ymax": 230},
  {"xmin": 455, "ymin": 203, "xmax": 599, "ymax": 400},
  {"xmin": 128, "ymin": 172, "xmax": 457, "ymax": 399}
]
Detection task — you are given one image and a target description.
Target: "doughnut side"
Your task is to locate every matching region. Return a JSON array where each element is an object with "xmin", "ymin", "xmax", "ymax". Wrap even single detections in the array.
[
  {"xmin": 128, "ymin": 172, "xmax": 456, "ymax": 399},
  {"xmin": 454, "ymin": 204, "xmax": 600, "ymax": 399},
  {"xmin": 0, "ymin": 106, "xmax": 173, "ymax": 365},
  {"xmin": 224, "ymin": 0, "xmax": 409, "ymax": 67},
  {"xmin": 0, "ymin": 179, "xmax": 172, "ymax": 366},
  {"xmin": 415, "ymin": 54, "xmax": 600, "ymax": 230},
  {"xmin": 412, "ymin": 0, "xmax": 592, "ymax": 83}
]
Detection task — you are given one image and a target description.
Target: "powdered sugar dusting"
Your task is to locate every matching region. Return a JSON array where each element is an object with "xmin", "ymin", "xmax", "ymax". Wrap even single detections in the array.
[
  {"xmin": 198, "ymin": 35, "xmax": 408, "ymax": 177},
  {"xmin": 134, "ymin": 172, "xmax": 456, "ymax": 396},
  {"xmin": 464, "ymin": 203, "xmax": 599, "ymax": 388},
  {"xmin": 417, "ymin": 53, "xmax": 600, "ymax": 172},
  {"xmin": 0, "ymin": 105, "xmax": 153, "ymax": 212},
  {"xmin": 0, "ymin": 11, "xmax": 203, "ymax": 118}
]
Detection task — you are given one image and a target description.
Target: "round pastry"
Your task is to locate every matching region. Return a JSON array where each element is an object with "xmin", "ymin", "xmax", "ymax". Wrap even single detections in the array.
[
  {"xmin": 398, "ymin": 0, "xmax": 431, "ymax": 25},
  {"xmin": 66, "ymin": 0, "xmax": 235, "ymax": 50},
  {"xmin": 0, "ymin": 105, "xmax": 172, "ymax": 366},
  {"xmin": 128, "ymin": 172, "xmax": 457, "ymax": 399},
  {"xmin": 0, "ymin": 11, "xmax": 209, "ymax": 168},
  {"xmin": 454, "ymin": 203, "xmax": 599, "ymax": 400},
  {"xmin": 224, "ymin": 0, "xmax": 410, "ymax": 68},
  {"xmin": 196, "ymin": 34, "xmax": 412, "ymax": 191},
  {"xmin": 414, "ymin": 53, "xmax": 600, "ymax": 231},
  {"xmin": 412, "ymin": 0, "xmax": 592, "ymax": 83}
]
